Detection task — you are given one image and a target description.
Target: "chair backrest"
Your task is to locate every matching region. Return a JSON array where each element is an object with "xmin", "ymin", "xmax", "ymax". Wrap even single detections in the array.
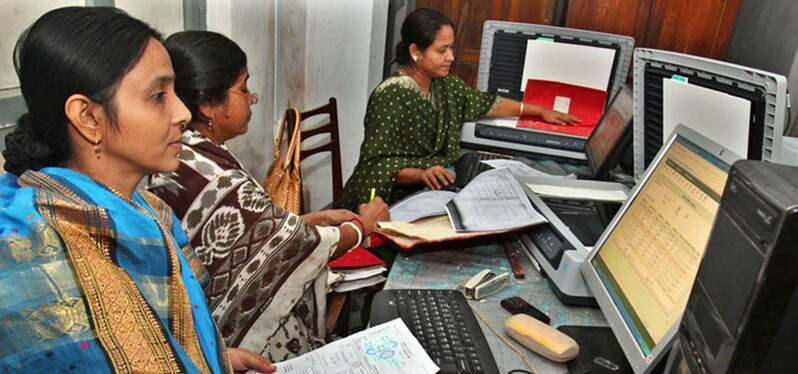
[{"xmin": 286, "ymin": 97, "xmax": 343, "ymax": 206}]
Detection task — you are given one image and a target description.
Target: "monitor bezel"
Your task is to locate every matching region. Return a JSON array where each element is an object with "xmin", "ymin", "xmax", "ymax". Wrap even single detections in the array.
[{"xmin": 580, "ymin": 124, "xmax": 743, "ymax": 373}]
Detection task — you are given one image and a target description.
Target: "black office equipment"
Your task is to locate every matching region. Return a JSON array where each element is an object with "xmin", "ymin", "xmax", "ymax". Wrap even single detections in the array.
[
  {"xmin": 453, "ymin": 152, "xmax": 506, "ymax": 189},
  {"xmin": 663, "ymin": 161, "xmax": 798, "ymax": 374},
  {"xmin": 501, "ymin": 296, "xmax": 551, "ymax": 324},
  {"xmin": 583, "ymin": 85, "xmax": 634, "ymax": 180},
  {"xmin": 539, "ymin": 198, "xmax": 619, "ymax": 246},
  {"xmin": 370, "ymin": 289, "xmax": 500, "ymax": 374}
]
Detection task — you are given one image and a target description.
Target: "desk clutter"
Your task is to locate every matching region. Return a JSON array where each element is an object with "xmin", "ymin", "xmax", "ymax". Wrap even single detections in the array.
[{"xmin": 328, "ymin": 18, "xmax": 798, "ymax": 374}]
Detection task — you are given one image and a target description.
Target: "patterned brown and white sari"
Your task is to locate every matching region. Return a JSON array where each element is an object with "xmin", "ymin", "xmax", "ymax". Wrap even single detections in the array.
[{"xmin": 149, "ymin": 130, "xmax": 340, "ymax": 363}]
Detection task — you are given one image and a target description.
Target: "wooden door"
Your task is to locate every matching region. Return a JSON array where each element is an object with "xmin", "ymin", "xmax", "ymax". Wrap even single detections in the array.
[
  {"xmin": 565, "ymin": 0, "xmax": 740, "ymax": 60},
  {"xmin": 415, "ymin": 0, "xmax": 741, "ymax": 86},
  {"xmin": 643, "ymin": 0, "xmax": 740, "ymax": 59},
  {"xmin": 415, "ymin": 0, "xmax": 557, "ymax": 87}
]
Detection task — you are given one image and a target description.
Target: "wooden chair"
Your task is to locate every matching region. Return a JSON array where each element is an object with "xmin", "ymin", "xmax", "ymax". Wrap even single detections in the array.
[
  {"xmin": 286, "ymin": 98, "xmax": 349, "ymax": 336},
  {"xmin": 286, "ymin": 97, "xmax": 343, "ymax": 208}
]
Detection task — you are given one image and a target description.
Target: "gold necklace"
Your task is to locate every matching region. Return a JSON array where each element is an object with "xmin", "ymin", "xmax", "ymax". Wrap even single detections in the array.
[{"xmin": 105, "ymin": 186, "xmax": 159, "ymax": 224}]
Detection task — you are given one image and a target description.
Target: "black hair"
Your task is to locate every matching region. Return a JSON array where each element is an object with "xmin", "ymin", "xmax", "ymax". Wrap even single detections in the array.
[
  {"xmin": 393, "ymin": 8, "xmax": 455, "ymax": 66},
  {"xmin": 3, "ymin": 6, "xmax": 161, "ymax": 176},
  {"xmin": 164, "ymin": 31, "xmax": 247, "ymax": 124}
]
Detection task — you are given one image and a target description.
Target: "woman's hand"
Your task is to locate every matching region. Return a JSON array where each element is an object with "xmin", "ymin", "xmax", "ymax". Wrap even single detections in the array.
[
  {"xmin": 357, "ymin": 197, "xmax": 390, "ymax": 235},
  {"xmin": 228, "ymin": 347, "xmax": 276, "ymax": 373},
  {"xmin": 541, "ymin": 109, "xmax": 580, "ymax": 125},
  {"xmin": 417, "ymin": 166, "xmax": 454, "ymax": 190},
  {"xmin": 302, "ymin": 209, "xmax": 358, "ymax": 226}
]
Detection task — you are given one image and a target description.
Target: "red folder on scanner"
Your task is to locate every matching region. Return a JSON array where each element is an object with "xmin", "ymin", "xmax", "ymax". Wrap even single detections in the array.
[{"xmin": 518, "ymin": 79, "xmax": 608, "ymax": 138}]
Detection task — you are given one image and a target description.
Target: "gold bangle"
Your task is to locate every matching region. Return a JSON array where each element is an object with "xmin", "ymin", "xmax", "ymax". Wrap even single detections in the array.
[{"xmin": 519, "ymin": 102, "xmax": 525, "ymax": 118}]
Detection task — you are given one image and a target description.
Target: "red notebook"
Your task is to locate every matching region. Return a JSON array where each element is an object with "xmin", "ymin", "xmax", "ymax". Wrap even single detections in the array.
[
  {"xmin": 518, "ymin": 79, "xmax": 608, "ymax": 138},
  {"xmin": 328, "ymin": 246, "xmax": 385, "ymax": 269}
]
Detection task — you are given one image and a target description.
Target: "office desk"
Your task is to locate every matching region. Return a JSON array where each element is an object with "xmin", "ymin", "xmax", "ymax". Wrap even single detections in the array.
[{"xmin": 384, "ymin": 240, "xmax": 607, "ymax": 373}]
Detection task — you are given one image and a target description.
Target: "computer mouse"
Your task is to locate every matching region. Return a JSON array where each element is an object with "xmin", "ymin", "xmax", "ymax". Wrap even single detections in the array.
[{"xmin": 504, "ymin": 314, "xmax": 579, "ymax": 363}]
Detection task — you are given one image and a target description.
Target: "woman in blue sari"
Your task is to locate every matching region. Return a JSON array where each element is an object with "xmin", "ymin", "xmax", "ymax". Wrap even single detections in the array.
[{"xmin": 0, "ymin": 7, "xmax": 273, "ymax": 373}]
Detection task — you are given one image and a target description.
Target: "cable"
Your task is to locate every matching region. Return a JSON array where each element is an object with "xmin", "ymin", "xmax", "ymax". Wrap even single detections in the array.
[{"xmin": 469, "ymin": 305, "xmax": 539, "ymax": 374}]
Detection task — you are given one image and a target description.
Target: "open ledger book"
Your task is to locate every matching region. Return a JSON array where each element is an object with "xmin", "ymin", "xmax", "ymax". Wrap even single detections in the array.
[
  {"xmin": 444, "ymin": 167, "xmax": 546, "ymax": 232},
  {"xmin": 378, "ymin": 168, "xmax": 547, "ymax": 249}
]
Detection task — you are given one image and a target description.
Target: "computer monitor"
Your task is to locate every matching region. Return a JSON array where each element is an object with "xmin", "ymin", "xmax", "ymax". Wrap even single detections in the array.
[
  {"xmin": 585, "ymin": 84, "xmax": 634, "ymax": 180},
  {"xmin": 580, "ymin": 125, "xmax": 742, "ymax": 373},
  {"xmin": 633, "ymin": 49, "xmax": 789, "ymax": 178}
]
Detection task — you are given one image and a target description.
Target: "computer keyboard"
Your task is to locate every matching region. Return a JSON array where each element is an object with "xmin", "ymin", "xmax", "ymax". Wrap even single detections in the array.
[
  {"xmin": 370, "ymin": 289, "xmax": 500, "ymax": 374},
  {"xmin": 454, "ymin": 152, "xmax": 511, "ymax": 189}
]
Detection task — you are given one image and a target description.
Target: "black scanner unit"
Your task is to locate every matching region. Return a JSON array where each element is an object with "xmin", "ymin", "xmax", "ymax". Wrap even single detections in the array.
[{"xmin": 664, "ymin": 161, "xmax": 798, "ymax": 373}]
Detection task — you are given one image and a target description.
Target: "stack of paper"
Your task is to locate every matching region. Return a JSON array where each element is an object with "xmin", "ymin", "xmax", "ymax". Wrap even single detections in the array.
[{"xmin": 328, "ymin": 247, "xmax": 387, "ymax": 293}]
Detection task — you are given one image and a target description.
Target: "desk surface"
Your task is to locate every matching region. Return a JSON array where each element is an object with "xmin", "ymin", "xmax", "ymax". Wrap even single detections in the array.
[{"xmin": 384, "ymin": 240, "xmax": 607, "ymax": 374}]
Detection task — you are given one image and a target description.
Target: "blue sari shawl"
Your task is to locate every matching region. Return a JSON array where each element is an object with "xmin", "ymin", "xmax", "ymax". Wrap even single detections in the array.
[{"xmin": 0, "ymin": 168, "xmax": 230, "ymax": 373}]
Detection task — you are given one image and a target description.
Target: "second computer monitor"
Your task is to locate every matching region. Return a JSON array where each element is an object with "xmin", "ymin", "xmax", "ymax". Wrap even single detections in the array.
[
  {"xmin": 580, "ymin": 125, "xmax": 742, "ymax": 373},
  {"xmin": 586, "ymin": 84, "xmax": 634, "ymax": 180}
]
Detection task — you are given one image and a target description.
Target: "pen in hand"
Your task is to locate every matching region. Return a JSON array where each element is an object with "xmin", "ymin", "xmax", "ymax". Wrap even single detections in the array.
[{"xmin": 370, "ymin": 188, "xmax": 376, "ymax": 201}]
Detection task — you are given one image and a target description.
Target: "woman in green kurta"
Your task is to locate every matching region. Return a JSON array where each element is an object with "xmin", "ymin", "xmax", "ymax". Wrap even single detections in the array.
[{"xmin": 341, "ymin": 8, "xmax": 579, "ymax": 210}]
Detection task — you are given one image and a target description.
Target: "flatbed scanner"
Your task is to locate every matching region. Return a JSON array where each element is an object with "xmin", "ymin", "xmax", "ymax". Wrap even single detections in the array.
[{"xmin": 460, "ymin": 21, "xmax": 634, "ymax": 162}]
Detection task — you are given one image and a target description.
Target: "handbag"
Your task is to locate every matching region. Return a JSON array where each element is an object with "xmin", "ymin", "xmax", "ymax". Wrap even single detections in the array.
[{"xmin": 264, "ymin": 107, "xmax": 303, "ymax": 214}]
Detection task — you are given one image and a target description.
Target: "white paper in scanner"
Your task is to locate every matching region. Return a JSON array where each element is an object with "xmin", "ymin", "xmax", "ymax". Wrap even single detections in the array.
[
  {"xmin": 520, "ymin": 39, "xmax": 615, "ymax": 92},
  {"xmin": 663, "ymin": 78, "xmax": 751, "ymax": 158}
]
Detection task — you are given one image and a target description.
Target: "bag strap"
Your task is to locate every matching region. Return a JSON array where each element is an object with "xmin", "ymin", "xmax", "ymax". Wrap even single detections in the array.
[
  {"xmin": 273, "ymin": 111, "xmax": 289, "ymax": 159},
  {"xmin": 287, "ymin": 108, "xmax": 302, "ymax": 171},
  {"xmin": 279, "ymin": 108, "xmax": 302, "ymax": 170}
]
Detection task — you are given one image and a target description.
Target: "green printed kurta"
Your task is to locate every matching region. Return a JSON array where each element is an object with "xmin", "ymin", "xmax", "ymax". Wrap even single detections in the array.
[{"xmin": 340, "ymin": 74, "xmax": 501, "ymax": 210}]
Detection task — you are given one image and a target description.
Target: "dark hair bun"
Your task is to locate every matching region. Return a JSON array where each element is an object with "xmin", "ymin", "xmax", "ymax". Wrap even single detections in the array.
[
  {"xmin": 3, "ymin": 113, "xmax": 53, "ymax": 175},
  {"xmin": 393, "ymin": 8, "xmax": 454, "ymax": 66}
]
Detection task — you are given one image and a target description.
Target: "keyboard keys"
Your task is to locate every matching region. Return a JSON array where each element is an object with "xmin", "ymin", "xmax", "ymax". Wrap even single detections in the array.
[{"xmin": 370, "ymin": 289, "xmax": 500, "ymax": 374}]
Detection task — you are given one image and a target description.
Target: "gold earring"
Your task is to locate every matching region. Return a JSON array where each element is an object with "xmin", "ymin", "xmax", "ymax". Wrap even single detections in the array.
[
  {"xmin": 412, "ymin": 55, "xmax": 418, "ymax": 63},
  {"xmin": 93, "ymin": 135, "xmax": 101, "ymax": 159}
]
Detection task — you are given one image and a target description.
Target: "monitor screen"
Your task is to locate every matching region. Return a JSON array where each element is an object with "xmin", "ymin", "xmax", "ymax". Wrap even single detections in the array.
[
  {"xmin": 586, "ymin": 85, "xmax": 633, "ymax": 176},
  {"xmin": 584, "ymin": 129, "xmax": 734, "ymax": 372}
]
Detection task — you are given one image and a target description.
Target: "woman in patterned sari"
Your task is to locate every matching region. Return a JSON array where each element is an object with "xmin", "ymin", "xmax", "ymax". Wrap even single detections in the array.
[
  {"xmin": 0, "ymin": 7, "xmax": 272, "ymax": 373},
  {"xmin": 340, "ymin": 8, "xmax": 579, "ymax": 210},
  {"xmin": 148, "ymin": 31, "xmax": 389, "ymax": 363}
]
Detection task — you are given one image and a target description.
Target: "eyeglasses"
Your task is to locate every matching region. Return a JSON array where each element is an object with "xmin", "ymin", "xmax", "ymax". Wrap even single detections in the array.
[{"xmin": 230, "ymin": 90, "xmax": 259, "ymax": 105}]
